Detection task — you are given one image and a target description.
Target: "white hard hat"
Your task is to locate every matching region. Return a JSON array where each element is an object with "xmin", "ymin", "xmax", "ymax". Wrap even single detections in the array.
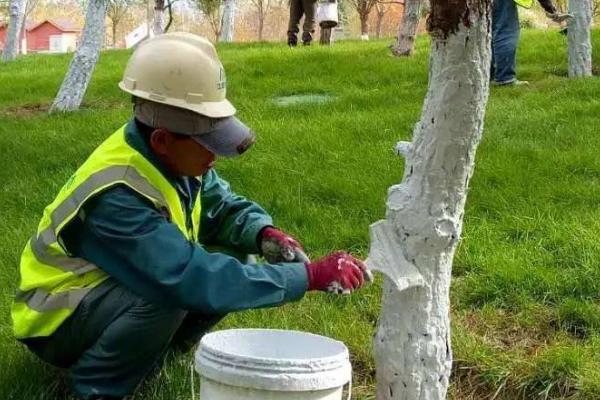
[{"xmin": 119, "ymin": 32, "xmax": 235, "ymax": 118}]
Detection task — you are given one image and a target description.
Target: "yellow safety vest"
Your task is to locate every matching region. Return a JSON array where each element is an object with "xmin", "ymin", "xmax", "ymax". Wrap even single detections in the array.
[
  {"xmin": 12, "ymin": 125, "xmax": 202, "ymax": 339},
  {"xmin": 514, "ymin": 0, "xmax": 534, "ymax": 8}
]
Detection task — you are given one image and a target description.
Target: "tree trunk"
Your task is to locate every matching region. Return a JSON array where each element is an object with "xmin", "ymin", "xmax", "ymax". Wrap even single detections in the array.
[
  {"xmin": 153, "ymin": 0, "xmax": 165, "ymax": 35},
  {"xmin": 320, "ymin": 26, "xmax": 333, "ymax": 44},
  {"xmin": 258, "ymin": 11, "xmax": 264, "ymax": 41},
  {"xmin": 112, "ymin": 22, "xmax": 117, "ymax": 47},
  {"xmin": 2, "ymin": 0, "xmax": 27, "ymax": 62},
  {"xmin": 50, "ymin": 0, "xmax": 107, "ymax": 112},
  {"xmin": 391, "ymin": 0, "xmax": 422, "ymax": 56},
  {"xmin": 220, "ymin": 0, "xmax": 236, "ymax": 42},
  {"xmin": 567, "ymin": 0, "xmax": 593, "ymax": 77},
  {"xmin": 375, "ymin": 7, "xmax": 384, "ymax": 39},
  {"xmin": 360, "ymin": 12, "xmax": 369, "ymax": 40},
  {"xmin": 368, "ymin": 1, "xmax": 492, "ymax": 399}
]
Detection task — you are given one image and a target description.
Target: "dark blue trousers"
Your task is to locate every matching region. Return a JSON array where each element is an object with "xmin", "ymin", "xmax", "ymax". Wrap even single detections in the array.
[
  {"xmin": 22, "ymin": 279, "xmax": 223, "ymax": 399},
  {"xmin": 492, "ymin": 0, "xmax": 521, "ymax": 84}
]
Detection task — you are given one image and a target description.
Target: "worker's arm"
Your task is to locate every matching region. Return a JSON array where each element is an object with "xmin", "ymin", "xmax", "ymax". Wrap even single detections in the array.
[
  {"xmin": 60, "ymin": 185, "xmax": 308, "ymax": 314},
  {"xmin": 199, "ymin": 169, "xmax": 272, "ymax": 254}
]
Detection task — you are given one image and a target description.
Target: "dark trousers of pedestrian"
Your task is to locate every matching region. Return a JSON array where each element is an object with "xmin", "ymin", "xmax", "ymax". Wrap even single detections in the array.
[
  {"xmin": 491, "ymin": 0, "xmax": 521, "ymax": 84},
  {"xmin": 20, "ymin": 279, "xmax": 224, "ymax": 400},
  {"xmin": 288, "ymin": 0, "xmax": 318, "ymax": 43}
]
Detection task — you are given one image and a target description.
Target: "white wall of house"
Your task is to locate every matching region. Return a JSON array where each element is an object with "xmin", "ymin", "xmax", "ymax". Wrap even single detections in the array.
[{"xmin": 48, "ymin": 33, "xmax": 77, "ymax": 53}]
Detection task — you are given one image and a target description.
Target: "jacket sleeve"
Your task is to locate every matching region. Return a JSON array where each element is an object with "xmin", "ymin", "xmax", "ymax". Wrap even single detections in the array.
[
  {"xmin": 61, "ymin": 185, "xmax": 308, "ymax": 314},
  {"xmin": 199, "ymin": 169, "xmax": 273, "ymax": 254},
  {"xmin": 537, "ymin": 0, "xmax": 556, "ymax": 13}
]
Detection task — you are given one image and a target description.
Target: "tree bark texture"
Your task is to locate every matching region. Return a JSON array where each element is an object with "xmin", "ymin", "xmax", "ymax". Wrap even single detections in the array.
[
  {"xmin": 320, "ymin": 26, "xmax": 333, "ymax": 44},
  {"xmin": 258, "ymin": 9, "xmax": 264, "ymax": 40},
  {"xmin": 392, "ymin": 0, "xmax": 422, "ymax": 56},
  {"xmin": 368, "ymin": 1, "xmax": 492, "ymax": 399},
  {"xmin": 50, "ymin": 0, "xmax": 107, "ymax": 112},
  {"xmin": 153, "ymin": 0, "xmax": 165, "ymax": 35},
  {"xmin": 567, "ymin": 0, "xmax": 593, "ymax": 77},
  {"xmin": 2, "ymin": 0, "xmax": 27, "ymax": 62},
  {"xmin": 375, "ymin": 4, "xmax": 385, "ymax": 39},
  {"xmin": 220, "ymin": 0, "xmax": 236, "ymax": 42},
  {"xmin": 360, "ymin": 13, "xmax": 369, "ymax": 39}
]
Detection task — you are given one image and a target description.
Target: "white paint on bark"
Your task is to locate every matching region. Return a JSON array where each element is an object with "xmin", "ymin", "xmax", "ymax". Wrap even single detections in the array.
[
  {"xmin": 50, "ymin": 0, "xmax": 107, "ymax": 112},
  {"xmin": 368, "ymin": 4, "xmax": 491, "ymax": 399},
  {"xmin": 391, "ymin": 0, "xmax": 422, "ymax": 56},
  {"xmin": 220, "ymin": 0, "xmax": 236, "ymax": 42},
  {"xmin": 2, "ymin": 0, "xmax": 28, "ymax": 62},
  {"xmin": 567, "ymin": 0, "xmax": 593, "ymax": 78},
  {"xmin": 153, "ymin": 0, "xmax": 165, "ymax": 35}
]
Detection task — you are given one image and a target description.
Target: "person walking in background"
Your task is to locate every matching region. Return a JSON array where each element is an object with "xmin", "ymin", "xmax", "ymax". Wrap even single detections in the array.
[
  {"xmin": 492, "ymin": 0, "xmax": 571, "ymax": 86},
  {"xmin": 287, "ymin": 0, "xmax": 318, "ymax": 46}
]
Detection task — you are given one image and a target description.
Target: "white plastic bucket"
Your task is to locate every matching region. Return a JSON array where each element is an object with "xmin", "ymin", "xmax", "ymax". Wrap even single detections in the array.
[
  {"xmin": 317, "ymin": 2, "xmax": 339, "ymax": 29},
  {"xmin": 195, "ymin": 329, "xmax": 352, "ymax": 400}
]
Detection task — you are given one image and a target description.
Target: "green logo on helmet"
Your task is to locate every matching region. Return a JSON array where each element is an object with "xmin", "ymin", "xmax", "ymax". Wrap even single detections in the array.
[{"xmin": 217, "ymin": 67, "xmax": 227, "ymax": 90}]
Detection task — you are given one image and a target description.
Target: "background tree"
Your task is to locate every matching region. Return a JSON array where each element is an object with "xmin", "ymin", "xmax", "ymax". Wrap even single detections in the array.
[
  {"xmin": 348, "ymin": 0, "xmax": 378, "ymax": 39},
  {"xmin": 390, "ymin": 0, "xmax": 422, "ymax": 56},
  {"xmin": 2, "ymin": 0, "xmax": 27, "ymax": 61},
  {"xmin": 153, "ymin": 0, "xmax": 164, "ymax": 33},
  {"xmin": 50, "ymin": 0, "xmax": 107, "ymax": 112},
  {"xmin": 368, "ymin": 0, "xmax": 492, "ymax": 398},
  {"xmin": 219, "ymin": 0, "xmax": 235, "ymax": 42},
  {"xmin": 249, "ymin": 0, "xmax": 270, "ymax": 40},
  {"xmin": 567, "ymin": 0, "xmax": 593, "ymax": 77},
  {"xmin": 107, "ymin": 0, "xmax": 142, "ymax": 47},
  {"xmin": 196, "ymin": 0, "xmax": 223, "ymax": 41}
]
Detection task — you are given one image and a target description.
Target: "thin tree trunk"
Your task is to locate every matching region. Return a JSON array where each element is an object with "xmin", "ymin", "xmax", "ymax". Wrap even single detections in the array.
[
  {"xmin": 375, "ymin": 6, "xmax": 384, "ymax": 39},
  {"xmin": 112, "ymin": 22, "xmax": 117, "ymax": 47},
  {"xmin": 320, "ymin": 26, "xmax": 333, "ymax": 44},
  {"xmin": 2, "ymin": 0, "xmax": 27, "ymax": 61},
  {"xmin": 220, "ymin": 0, "xmax": 236, "ymax": 42},
  {"xmin": 153, "ymin": 0, "xmax": 165, "ymax": 35},
  {"xmin": 50, "ymin": 0, "xmax": 107, "ymax": 112},
  {"xmin": 391, "ymin": 0, "xmax": 422, "ymax": 56},
  {"xmin": 567, "ymin": 0, "xmax": 593, "ymax": 77},
  {"xmin": 258, "ymin": 10, "xmax": 264, "ymax": 40},
  {"xmin": 360, "ymin": 12, "xmax": 369, "ymax": 40},
  {"xmin": 368, "ymin": 1, "xmax": 492, "ymax": 399}
]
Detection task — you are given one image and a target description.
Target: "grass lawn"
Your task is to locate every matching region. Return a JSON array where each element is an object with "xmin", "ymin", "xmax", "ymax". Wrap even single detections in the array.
[{"xmin": 1, "ymin": 30, "xmax": 600, "ymax": 399}]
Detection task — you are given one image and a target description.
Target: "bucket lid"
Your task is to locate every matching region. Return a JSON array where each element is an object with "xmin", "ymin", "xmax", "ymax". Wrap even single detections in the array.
[{"xmin": 195, "ymin": 329, "xmax": 352, "ymax": 391}]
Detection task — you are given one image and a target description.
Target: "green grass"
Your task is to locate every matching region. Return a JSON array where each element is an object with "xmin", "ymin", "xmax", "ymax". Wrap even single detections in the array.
[{"xmin": 1, "ymin": 30, "xmax": 599, "ymax": 399}]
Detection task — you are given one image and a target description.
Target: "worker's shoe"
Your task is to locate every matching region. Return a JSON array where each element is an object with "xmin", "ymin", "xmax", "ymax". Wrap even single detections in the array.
[
  {"xmin": 302, "ymin": 32, "xmax": 313, "ymax": 46},
  {"xmin": 287, "ymin": 32, "xmax": 298, "ymax": 47},
  {"xmin": 492, "ymin": 79, "xmax": 529, "ymax": 87}
]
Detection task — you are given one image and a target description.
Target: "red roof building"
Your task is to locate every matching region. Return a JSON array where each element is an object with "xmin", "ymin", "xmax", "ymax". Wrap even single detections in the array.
[{"xmin": 0, "ymin": 19, "xmax": 81, "ymax": 54}]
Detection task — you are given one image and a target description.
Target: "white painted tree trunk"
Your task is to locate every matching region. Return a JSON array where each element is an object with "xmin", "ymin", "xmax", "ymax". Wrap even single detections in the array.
[
  {"xmin": 153, "ymin": 0, "xmax": 165, "ymax": 35},
  {"xmin": 368, "ymin": 1, "xmax": 492, "ymax": 399},
  {"xmin": 391, "ymin": 0, "xmax": 422, "ymax": 56},
  {"xmin": 220, "ymin": 0, "xmax": 236, "ymax": 42},
  {"xmin": 567, "ymin": 0, "xmax": 593, "ymax": 78},
  {"xmin": 2, "ymin": 0, "xmax": 27, "ymax": 62},
  {"xmin": 50, "ymin": 0, "xmax": 107, "ymax": 112}
]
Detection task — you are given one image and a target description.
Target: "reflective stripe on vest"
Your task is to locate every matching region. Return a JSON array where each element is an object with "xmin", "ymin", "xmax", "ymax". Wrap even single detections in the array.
[
  {"xmin": 514, "ymin": 0, "xmax": 534, "ymax": 8},
  {"xmin": 12, "ymin": 125, "xmax": 202, "ymax": 338}
]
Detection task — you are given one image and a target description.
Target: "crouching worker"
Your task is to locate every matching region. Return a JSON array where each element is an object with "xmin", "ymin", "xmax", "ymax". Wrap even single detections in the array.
[{"xmin": 11, "ymin": 32, "xmax": 369, "ymax": 400}]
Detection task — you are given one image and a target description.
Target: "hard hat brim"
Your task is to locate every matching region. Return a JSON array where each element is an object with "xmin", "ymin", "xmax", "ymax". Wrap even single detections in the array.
[{"xmin": 119, "ymin": 82, "xmax": 237, "ymax": 118}]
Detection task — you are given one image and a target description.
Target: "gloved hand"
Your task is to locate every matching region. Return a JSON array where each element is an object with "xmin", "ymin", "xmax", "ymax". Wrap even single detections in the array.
[
  {"xmin": 259, "ymin": 226, "xmax": 309, "ymax": 263},
  {"xmin": 305, "ymin": 252, "xmax": 370, "ymax": 295},
  {"xmin": 545, "ymin": 11, "xmax": 573, "ymax": 23}
]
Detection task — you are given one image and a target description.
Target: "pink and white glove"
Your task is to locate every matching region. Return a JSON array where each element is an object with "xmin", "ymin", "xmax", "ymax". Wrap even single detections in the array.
[
  {"xmin": 305, "ymin": 252, "xmax": 370, "ymax": 295},
  {"xmin": 259, "ymin": 227, "xmax": 309, "ymax": 263}
]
